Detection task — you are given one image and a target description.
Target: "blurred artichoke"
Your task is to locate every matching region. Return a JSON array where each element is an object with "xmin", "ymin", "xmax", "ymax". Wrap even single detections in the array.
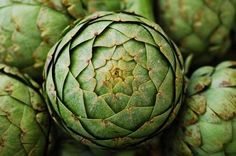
[
  {"xmin": 164, "ymin": 61, "xmax": 236, "ymax": 156},
  {"xmin": 157, "ymin": 0, "xmax": 236, "ymax": 64},
  {"xmin": 43, "ymin": 12, "xmax": 184, "ymax": 149},
  {"xmin": 62, "ymin": 0, "xmax": 154, "ymax": 21},
  {"xmin": 0, "ymin": 0, "xmax": 72, "ymax": 79},
  {"xmin": 0, "ymin": 64, "xmax": 51, "ymax": 156}
]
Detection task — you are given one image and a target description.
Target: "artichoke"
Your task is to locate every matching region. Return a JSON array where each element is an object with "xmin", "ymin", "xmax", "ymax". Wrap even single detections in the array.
[
  {"xmin": 43, "ymin": 11, "xmax": 184, "ymax": 149},
  {"xmin": 62, "ymin": 0, "xmax": 155, "ymax": 21},
  {"xmin": 157, "ymin": 0, "xmax": 236, "ymax": 64},
  {"xmin": 164, "ymin": 61, "xmax": 236, "ymax": 156},
  {"xmin": 0, "ymin": 64, "xmax": 51, "ymax": 156},
  {"xmin": 0, "ymin": 0, "xmax": 72, "ymax": 79}
]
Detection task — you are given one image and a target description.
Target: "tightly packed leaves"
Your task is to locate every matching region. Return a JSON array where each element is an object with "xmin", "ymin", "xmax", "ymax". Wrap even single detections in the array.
[
  {"xmin": 0, "ymin": 0, "xmax": 72, "ymax": 78},
  {"xmin": 164, "ymin": 61, "xmax": 236, "ymax": 156},
  {"xmin": 61, "ymin": 0, "xmax": 127, "ymax": 19},
  {"xmin": 61, "ymin": 0, "xmax": 155, "ymax": 21},
  {"xmin": 43, "ymin": 12, "xmax": 184, "ymax": 148},
  {"xmin": 0, "ymin": 64, "xmax": 51, "ymax": 156},
  {"xmin": 158, "ymin": 0, "xmax": 235, "ymax": 64}
]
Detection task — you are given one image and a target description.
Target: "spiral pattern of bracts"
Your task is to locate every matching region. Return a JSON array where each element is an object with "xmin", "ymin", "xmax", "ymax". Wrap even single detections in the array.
[
  {"xmin": 165, "ymin": 61, "xmax": 236, "ymax": 156},
  {"xmin": 0, "ymin": 64, "xmax": 50, "ymax": 156},
  {"xmin": 0, "ymin": 0, "xmax": 72, "ymax": 78},
  {"xmin": 158, "ymin": 0, "xmax": 235, "ymax": 64},
  {"xmin": 44, "ymin": 12, "xmax": 184, "ymax": 148}
]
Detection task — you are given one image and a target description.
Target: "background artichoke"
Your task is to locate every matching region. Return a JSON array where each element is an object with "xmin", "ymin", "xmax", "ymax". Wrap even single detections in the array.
[
  {"xmin": 62, "ymin": 0, "xmax": 155, "ymax": 21},
  {"xmin": 0, "ymin": 0, "xmax": 72, "ymax": 79},
  {"xmin": 0, "ymin": 64, "xmax": 51, "ymax": 156},
  {"xmin": 157, "ymin": 0, "xmax": 236, "ymax": 65},
  {"xmin": 163, "ymin": 61, "xmax": 236, "ymax": 156},
  {"xmin": 43, "ymin": 11, "xmax": 184, "ymax": 149}
]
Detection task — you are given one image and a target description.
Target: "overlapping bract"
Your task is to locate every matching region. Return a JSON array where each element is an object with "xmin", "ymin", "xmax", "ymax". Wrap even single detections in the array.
[
  {"xmin": 62, "ymin": 0, "xmax": 127, "ymax": 19},
  {"xmin": 0, "ymin": 64, "xmax": 50, "ymax": 156},
  {"xmin": 0, "ymin": 0, "xmax": 72, "ymax": 78},
  {"xmin": 158, "ymin": 0, "xmax": 236, "ymax": 64},
  {"xmin": 43, "ymin": 12, "xmax": 184, "ymax": 149},
  {"xmin": 164, "ymin": 61, "xmax": 236, "ymax": 156},
  {"xmin": 60, "ymin": 0, "xmax": 154, "ymax": 20}
]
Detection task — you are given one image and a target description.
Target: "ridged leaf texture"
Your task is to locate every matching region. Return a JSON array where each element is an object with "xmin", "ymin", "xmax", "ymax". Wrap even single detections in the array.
[
  {"xmin": 43, "ymin": 12, "xmax": 184, "ymax": 149},
  {"xmin": 158, "ymin": 0, "xmax": 236, "ymax": 64},
  {"xmin": 0, "ymin": 64, "xmax": 50, "ymax": 156},
  {"xmin": 165, "ymin": 61, "xmax": 236, "ymax": 156},
  {"xmin": 0, "ymin": 0, "xmax": 72, "ymax": 78}
]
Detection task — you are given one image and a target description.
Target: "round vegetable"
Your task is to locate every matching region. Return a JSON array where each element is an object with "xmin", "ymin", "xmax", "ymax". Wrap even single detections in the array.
[{"xmin": 43, "ymin": 11, "xmax": 184, "ymax": 149}]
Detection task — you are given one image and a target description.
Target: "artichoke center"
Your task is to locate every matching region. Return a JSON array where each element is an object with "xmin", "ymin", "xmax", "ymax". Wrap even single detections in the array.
[
  {"xmin": 105, "ymin": 67, "xmax": 125, "ymax": 86},
  {"xmin": 111, "ymin": 68, "xmax": 123, "ymax": 79}
]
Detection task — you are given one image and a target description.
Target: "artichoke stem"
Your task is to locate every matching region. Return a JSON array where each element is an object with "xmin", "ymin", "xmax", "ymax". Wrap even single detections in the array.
[{"xmin": 125, "ymin": 0, "xmax": 155, "ymax": 21}]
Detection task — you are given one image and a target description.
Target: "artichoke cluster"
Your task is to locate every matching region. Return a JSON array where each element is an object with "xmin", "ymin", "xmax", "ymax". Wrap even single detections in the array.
[{"xmin": 0, "ymin": 0, "xmax": 235, "ymax": 156}]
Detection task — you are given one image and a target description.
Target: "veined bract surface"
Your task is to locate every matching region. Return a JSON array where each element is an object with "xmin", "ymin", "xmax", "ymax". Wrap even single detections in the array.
[
  {"xmin": 0, "ymin": 64, "xmax": 51, "ymax": 156},
  {"xmin": 43, "ymin": 12, "xmax": 184, "ymax": 149},
  {"xmin": 157, "ymin": 0, "xmax": 235, "ymax": 64},
  {"xmin": 164, "ymin": 61, "xmax": 236, "ymax": 156},
  {"xmin": 0, "ymin": 0, "xmax": 72, "ymax": 79}
]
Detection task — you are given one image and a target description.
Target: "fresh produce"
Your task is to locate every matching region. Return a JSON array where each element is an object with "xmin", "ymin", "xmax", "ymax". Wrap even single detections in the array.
[
  {"xmin": 0, "ymin": 0, "xmax": 155, "ymax": 80},
  {"xmin": 157, "ymin": 0, "xmax": 236, "ymax": 64},
  {"xmin": 0, "ymin": 64, "xmax": 51, "ymax": 156},
  {"xmin": 163, "ymin": 61, "xmax": 236, "ymax": 156},
  {"xmin": 0, "ymin": 0, "xmax": 235, "ymax": 155},
  {"xmin": 62, "ymin": 0, "xmax": 154, "ymax": 21},
  {"xmin": 0, "ymin": 0, "xmax": 72, "ymax": 79},
  {"xmin": 43, "ymin": 11, "xmax": 184, "ymax": 149}
]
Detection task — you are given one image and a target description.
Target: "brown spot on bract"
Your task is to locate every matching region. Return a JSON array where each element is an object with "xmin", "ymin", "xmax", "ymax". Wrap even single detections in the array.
[
  {"xmin": 15, "ymin": 25, "xmax": 20, "ymax": 32},
  {"xmin": 0, "ymin": 138, "xmax": 5, "ymax": 148},
  {"xmin": 4, "ymin": 83, "xmax": 13, "ymax": 94},
  {"xmin": 102, "ymin": 120, "xmax": 109, "ymax": 126},
  {"xmin": 194, "ymin": 84, "xmax": 204, "ymax": 91},
  {"xmin": 72, "ymin": 114, "xmax": 79, "ymax": 121},
  {"xmin": 220, "ymin": 81, "xmax": 231, "ymax": 87},
  {"xmin": 184, "ymin": 117, "xmax": 197, "ymax": 125},
  {"xmin": 94, "ymin": 32, "xmax": 99, "ymax": 36}
]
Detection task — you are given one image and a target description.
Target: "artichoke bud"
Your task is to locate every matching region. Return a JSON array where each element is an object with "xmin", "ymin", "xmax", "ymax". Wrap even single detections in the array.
[{"xmin": 43, "ymin": 11, "xmax": 185, "ymax": 149}]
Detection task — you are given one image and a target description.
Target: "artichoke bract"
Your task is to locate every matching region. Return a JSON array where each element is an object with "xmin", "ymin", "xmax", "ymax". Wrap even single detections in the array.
[
  {"xmin": 0, "ymin": 0, "xmax": 72, "ymax": 79},
  {"xmin": 43, "ymin": 11, "xmax": 184, "ymax": 149},
  {"xmin": 157, "ymin": 0, "xmax": 235, "ymax": 64},
  {"xmin": 62, "ymin": 0, "xmax": 154, "ymax": 21},
  {"xmin": 164, "ymin": 61, "xmax": 236, "ymax": 156},
  {"xmin": 0, "ymin": 64, "xmax": 51, "ymax": 156}
]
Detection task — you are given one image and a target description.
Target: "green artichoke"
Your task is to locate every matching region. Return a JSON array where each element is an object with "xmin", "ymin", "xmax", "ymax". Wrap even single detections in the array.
[
  {"xmin": 62, "ymin": 0, "xmax": 155, "ymax": 21},
  {"xmin": 163, "ymin": 61, "xmax": 236, "ymax": 156},
  {"xmin": 43, "ymin": 11, "xmax": 184, "ymax": 149},
  {"xmin": 0, "ymin": 64, "xmax": 51, "ymax": 156},
  {"xmin": 0, "ymin": 0, "xmax": 72, "ymax": 79},
  {"xmin": 157, "ymin": 0, "xmax": 236, "ymax": 64}
]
